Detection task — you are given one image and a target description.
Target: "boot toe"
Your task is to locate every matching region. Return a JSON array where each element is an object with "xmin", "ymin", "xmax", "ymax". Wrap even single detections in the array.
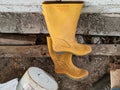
[
  {"xmin": 84, "ymin": 45, "xmax": 92, "ymax": 54},
  {"xmin": 73, "ymin": 44, "xmax": 92, "ymax": 56},
  {"xmin": 68, "ymin": 69, "xmax": 89, "ymax": 80}
]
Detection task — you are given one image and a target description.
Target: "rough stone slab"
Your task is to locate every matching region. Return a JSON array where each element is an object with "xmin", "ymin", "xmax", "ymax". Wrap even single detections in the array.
[
  {"xmin": 0, "ymin": 34, "xmax": 36, "ymax": 45},
  {"xmin": 0, "ymin": 44, "xmax": 119, "ymax": 57}
]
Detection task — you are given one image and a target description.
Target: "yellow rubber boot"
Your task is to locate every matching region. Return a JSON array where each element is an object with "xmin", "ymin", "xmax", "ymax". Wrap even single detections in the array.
[
  {"xmin": 42, "ymin": 1, "xmax": 92, "ymax": 56},
  {"xmin": 47, "ymin": 36, "xmax": 88, "ymax": 80}
]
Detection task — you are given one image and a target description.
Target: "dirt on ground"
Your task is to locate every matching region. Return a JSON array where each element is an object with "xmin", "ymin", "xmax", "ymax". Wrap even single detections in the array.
[
  {"xmin": 0, "ymin": 34, "xmax": 120, "ymax": 90},
  {"xmin": 0, "ymin": 56, "xmax": 115, "ymax": 90}
]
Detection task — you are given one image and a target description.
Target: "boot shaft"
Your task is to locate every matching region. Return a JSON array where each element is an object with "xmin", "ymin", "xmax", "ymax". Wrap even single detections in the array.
[
  {"xmin": 43, "ymin": 2, "xmax": 92, "ymax": 56},
  {"xmin": 42, "ymin": 2, "xmax": 83, "ymax": 39}
]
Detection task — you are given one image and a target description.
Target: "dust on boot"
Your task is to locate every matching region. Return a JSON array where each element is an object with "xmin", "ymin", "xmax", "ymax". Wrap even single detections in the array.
[
  {"xmin": 47, "ymin": 37, "xmax": 88, "ymax": 80},
  {"xmin": 42, "ymin": 1, "xmax": 92, "ymax": 56}
]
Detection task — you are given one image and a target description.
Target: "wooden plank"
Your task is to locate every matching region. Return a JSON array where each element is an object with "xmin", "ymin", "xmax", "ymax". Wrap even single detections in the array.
[
  {"xmin": 0, "ymin": 13, "xmax": 42, "ymax": 34},
  {"xmin": 0, "ymin": 0, "xmax": 45, "ymax": 5},
  {"xmin": 62, "ymin": 0, "xmax": 120, "ymax": 13},
  {"xmin": 0, "ymin": 34, "xmax": 36, "ymax": 45},
  {"xmin": 0, "ymin": 45, "xmax": 49, "ymax": 57},
  {"xmin": 0, "ymin": 13, "xmax": 120, "ymax": 36},
  {"xmin": 0, "ymin": 0, "xmax": 120, "ymax": 13},
  {"xmin": 62, "ymin": 0, "xmax": 120, "ymax": 6},
  {"xmin": 0, "ymin": 0, "xmax": 56, "ymax": 13},
  {"xmin": 91, "ymin": 45, "xmax": 120, "ymax": 56},
  {"xmin": 0, "ymin": 44, "xmax": 119, "ymax": 57},
  {"xmin": 76, "ymin": 14, "xmax": 120, "ymax": 36}
]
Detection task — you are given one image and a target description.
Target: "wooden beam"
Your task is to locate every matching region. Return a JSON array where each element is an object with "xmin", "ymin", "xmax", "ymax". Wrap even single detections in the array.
[
  {"xmin": 0, "ymin": 45, "xmax": 49, "ymax": 57},
  {"xmin": 0, "ymin": 44, "xmax": 119, "ymax": 57},
  {"xmin": 0, "ymin": 0, "xmax": 56, "ymax": 13},
  {"xmin": 0, "ymin": 13, "xmax": 120, "ymax": 36},
  {"xmin": 0, "ymin": 13, "xmax": 42, "ymax": 34},
  {"xmin": 0, "ymin": 0, "xmax": 120, "ymax": 13},
  {"xmin": 0, "ymin": 34, "xmax": 36, "ymax": 45},
  {"xmin": 91, "ymin": 45, "xmax": 120, "ymax": 56},
  {"xmin": 76, "ymin": 14, "xmax": 120, "ymax": 36}
]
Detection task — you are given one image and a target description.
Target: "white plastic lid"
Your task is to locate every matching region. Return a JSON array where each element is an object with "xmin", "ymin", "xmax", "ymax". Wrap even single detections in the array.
[{"xmin": 28, "ymin": 67, "xmax": 58, "ymax": 90}]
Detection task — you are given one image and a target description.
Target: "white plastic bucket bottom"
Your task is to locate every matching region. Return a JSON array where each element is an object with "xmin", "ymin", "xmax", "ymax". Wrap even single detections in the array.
[{"xmin": 16, "ymin": 67, "xmax": 58, "ymax": 90}]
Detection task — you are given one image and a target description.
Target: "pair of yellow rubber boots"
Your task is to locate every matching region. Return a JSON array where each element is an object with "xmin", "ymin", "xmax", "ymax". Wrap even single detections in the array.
[{"xmin": 42, "ymin": 1, "xmax": 92, "ymax": 80}]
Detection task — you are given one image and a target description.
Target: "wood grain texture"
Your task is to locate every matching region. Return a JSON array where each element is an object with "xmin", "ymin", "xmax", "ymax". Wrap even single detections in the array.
[
  {"xmin": 91, "ymin": 44, "xmax": 120, "ymax": 56},
  {"xmin": 0, "ymin": 13, "xmax": 43, "ymax": 34},
  {"xmin": 0, "ymin": 34, "xmax": 36, "ymax": 45},
  {"xmin": 76, "ymin": 14, "xmax": 120, "ymax": 36},
  {"xmin": 0, "ymin": 44, "xmax": 119, "ymax": 57},
  {"xmin": 0, "ymin": 13, "xmax": 120, "ymax": 36},
  {"xmin": 0, "ymin": 45, "xmax": 49, "ymax": 57}
]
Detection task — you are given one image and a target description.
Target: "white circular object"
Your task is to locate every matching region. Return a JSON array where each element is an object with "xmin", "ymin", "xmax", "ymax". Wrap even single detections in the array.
[
  {"xmin": 28, "ymin": 67, "xmax": 58, "ymax": 90},
  {"xmin": 16, "ymin": 67, "xmax": 58, "ymax": 90}
]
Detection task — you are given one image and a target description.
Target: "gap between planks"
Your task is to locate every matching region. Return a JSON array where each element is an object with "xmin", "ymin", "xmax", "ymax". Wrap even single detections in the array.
[
  {"xmin": 0, "ymin": 44, "xmax": 118, "ymax": 57},
  {"xmin": 0, "ymin": 34, "xmax": 36, "ymax": 45}
]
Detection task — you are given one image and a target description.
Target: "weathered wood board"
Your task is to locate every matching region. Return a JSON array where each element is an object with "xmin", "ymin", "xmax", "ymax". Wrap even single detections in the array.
[
  {"xmin": 63, "ymin": 0, "xmax": 120, "ymax": 13},
  {"xmin": 0, "ymin": 0, "xmax": 120, "ymax": 13},
  {"xmin": 0, "ymin": 45, "xmax": 49, "ymax": 57},
  {"xmin": 0, "ymin": 13, "xmax": 42, "ymax": 34},
  {"xmin": 77, "ymin": 14, "xmax": 120, "ymax": 36},
  {"xmin": 0, "ymin": 0, "xmax": 56, "ymax": 13},
  {"xmin": 0, "ymin": 34, "xmax": 36, "ymax": 45},
  {"xmin": 0, "ymin": 44, "xmax": 119, "ymax": 57},
  {"xmin": 91, "ymin": 45, "xmax": 120, "ymax": 56},
  {"xmin": 0, "ymin": 13, "xmax": 119, "ymax": 36}
]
